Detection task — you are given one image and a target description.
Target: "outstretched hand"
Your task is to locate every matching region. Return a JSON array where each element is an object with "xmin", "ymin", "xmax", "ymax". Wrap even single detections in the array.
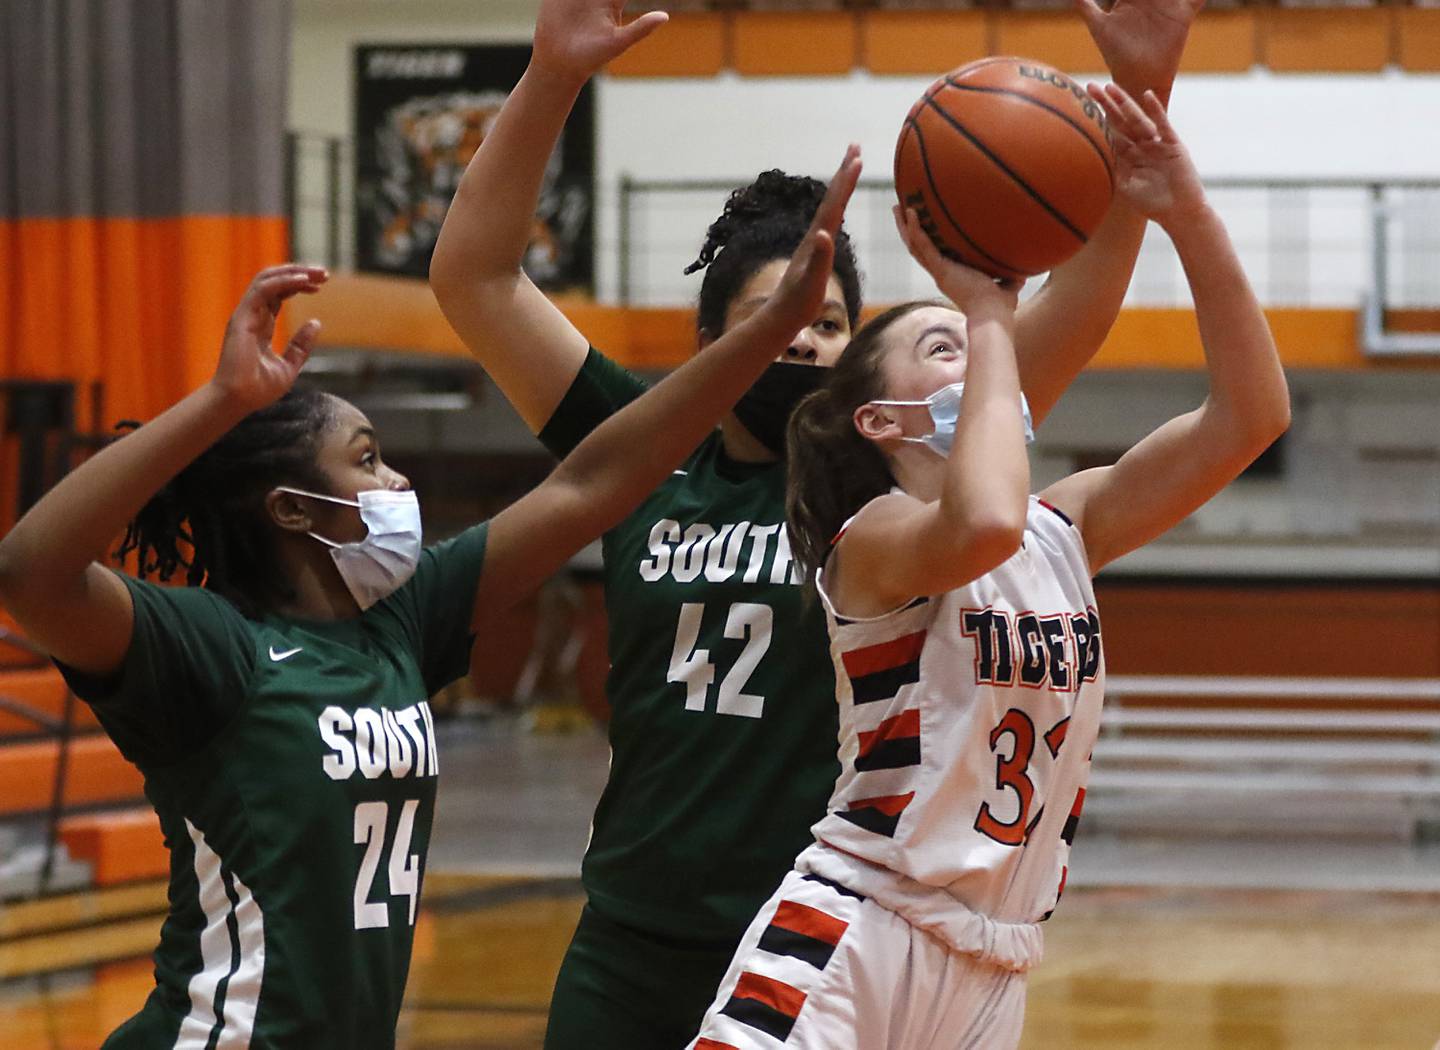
[
  {"xmin": 894, "ymin": 204, "xmax": 1023, "ymax": 322},
  {"xmin": 760, "ymin": 144, "xmax": 864, "ymax": 334},
  {"xmin": 531, "ymin": 0, "xmax": 668, "ymax": 84},
  {"xmin": 212, "ymin": 265, "xmax": 328, "ymax": 413},
  {"xmin": 1086, "ymin": 83, "xmax": 1205, "ymax": 226},
  {"xmin": 1075, "ymin": 0, "xmax": 1204, "ymax": 103}
]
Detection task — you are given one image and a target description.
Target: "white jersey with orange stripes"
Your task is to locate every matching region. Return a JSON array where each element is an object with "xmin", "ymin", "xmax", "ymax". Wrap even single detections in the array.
[{"xmin": 810, "ymin": 495, "xmax": 1105, "ymax": 925}]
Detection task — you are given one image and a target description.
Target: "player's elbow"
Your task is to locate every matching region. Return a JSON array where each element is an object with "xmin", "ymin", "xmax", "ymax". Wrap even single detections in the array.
[
  {"xmin": 967, "ymin": 515, "xmax": 1026, "ymax": 570},
  {"xmin": 929, "ymin": 510, "xmax": 1024, "ymax": 589}
]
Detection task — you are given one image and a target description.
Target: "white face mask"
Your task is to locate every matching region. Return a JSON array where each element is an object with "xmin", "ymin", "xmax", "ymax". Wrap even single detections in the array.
[
  {"xmin": 276, "ymin": 487, "xmax": 423, "ymax": 610},
  {"xmin": 869, "ymin": 382, "xmax": 1035, "ymax": 457}
]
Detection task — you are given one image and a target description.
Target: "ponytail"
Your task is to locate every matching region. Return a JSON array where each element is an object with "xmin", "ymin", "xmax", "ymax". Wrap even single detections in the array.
[{"xmin": 785, "ymin": 302, "xmax": 933, "ymax": 579}]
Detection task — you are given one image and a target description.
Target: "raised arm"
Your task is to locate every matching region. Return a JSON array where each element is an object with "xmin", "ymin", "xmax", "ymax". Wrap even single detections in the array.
[
  {"xmin": 429, "ymin": 0, "xmax": 667, "ymax": 432},
  {"xmin": 0, "ymin": 266, "xmax": 327, "ymax": 675},
  {"xmin": 833, "ymin": 209, "xmax": 1031, "ymax": 611},
  {"xmin": 469, "ymin": 148, "xmax": 863, "ymax": 622},
  {"xmin": 1042, "ymin": 87, "xmax": 1289, "ymax": 571},
  {"xmin": 1013, "ymin": 0, "xmax": 1204, "ymax": 425}
]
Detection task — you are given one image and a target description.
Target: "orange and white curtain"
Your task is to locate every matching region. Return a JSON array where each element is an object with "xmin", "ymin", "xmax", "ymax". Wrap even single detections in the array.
[{"xmin": 0, "ymin": 0, "xmax": 291, "ymax": 522}]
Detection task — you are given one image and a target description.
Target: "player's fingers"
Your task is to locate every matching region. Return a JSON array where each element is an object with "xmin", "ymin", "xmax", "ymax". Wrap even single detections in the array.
[
  {"xmin": 281, "ymin": 319, "xmax": 322, "ymax": 373},
  {"xmin": 616, "ymin": 10, "xmax": 668, "ymax": 52},
  {"xmin": 1104, "ymin": 83, "xmax": 1159, "ymax": 142},
  {"xmin": 1072, "ymin": 0, "xmax": 1106, "ymax": 30},
  {"xmin": 811, "ymin": 144, "xmax": 863, "ymax": 237},
  {"xmin": 1140, "ymin": 89, "xmax": 1180, "ymax": 144},
  {"xmin": 1088, "ymin": 85, "xmax": 1133, "ymax": 144},
  {"xmin": 249, "ymin": 272, "xmax": 328, "ymax": 317},
  {"xmin": 904, "ymin": 207, "xmax": 946, "ymax": 272},
  {"xmin": 248, "ymin": 263, "xmax": 328, "ymax": 289}
]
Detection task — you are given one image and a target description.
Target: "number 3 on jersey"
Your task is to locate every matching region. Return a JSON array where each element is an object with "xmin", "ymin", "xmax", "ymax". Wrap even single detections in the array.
[{"xmin": 667, "ymin": 602, "xmax": 773, "ymax": 718}]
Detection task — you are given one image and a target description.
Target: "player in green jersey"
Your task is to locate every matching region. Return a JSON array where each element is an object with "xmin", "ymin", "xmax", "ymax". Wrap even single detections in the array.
[
  {"xmin": 431, "ymin": 2, "xmax": 1201, "ymax": 1045},
  {"xmin": 0, "ymin": 149, "xmax": 856, "ymax": 1050}
]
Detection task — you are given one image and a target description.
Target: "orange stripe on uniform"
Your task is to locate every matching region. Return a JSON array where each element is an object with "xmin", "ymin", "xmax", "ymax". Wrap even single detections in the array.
[
  {"xmin": 771, "ymin": 900, "xmax": 849, "ymax": 948},
  {"xmin": 733, "ymin": 971, "xmax": 807, "ymax": 1020},
  {"xmin": 847, "ymin": 791, "xmax": 915, "ymax": 817},
  {"xmin": 841, "ymin": 630, "xmax": 926, "ymax": 679},
  {"xmin": 857, "ymin": 709, "xmax": 921, "ymax": 758},
  {"xmin": 695, "ymin": 1040, "xmax": 740, "ymax": 1050}
]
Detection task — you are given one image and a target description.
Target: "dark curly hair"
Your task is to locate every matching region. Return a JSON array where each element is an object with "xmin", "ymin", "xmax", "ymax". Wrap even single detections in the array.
[
  {"xmin": 115, "ymin": 387, "xmax": 338, "ymax": 618},
  {"xmin": 686, "ymin": 169, "xmax": 863, "ymax": 341}
]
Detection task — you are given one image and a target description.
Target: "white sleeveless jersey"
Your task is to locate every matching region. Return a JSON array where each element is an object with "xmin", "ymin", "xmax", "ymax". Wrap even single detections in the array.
[{"xmin": 812, "ymin": 496, "xmax": 1104, "ymax": 923}]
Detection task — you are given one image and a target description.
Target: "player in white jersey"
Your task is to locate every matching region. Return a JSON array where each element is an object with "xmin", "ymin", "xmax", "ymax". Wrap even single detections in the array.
[{"xmin": 688, "ymin": 86, "xmax": 1292, "ymax": 1050}]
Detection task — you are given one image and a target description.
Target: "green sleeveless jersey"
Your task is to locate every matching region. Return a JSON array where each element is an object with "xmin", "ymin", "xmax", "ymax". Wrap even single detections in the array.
[
  {"xmin": 540, "ymin": 349, "xmax": 839, "ymax": 942},
  {"xmin": 58, "ymin": 525, "xmax": 488, "ymax": 1050}
]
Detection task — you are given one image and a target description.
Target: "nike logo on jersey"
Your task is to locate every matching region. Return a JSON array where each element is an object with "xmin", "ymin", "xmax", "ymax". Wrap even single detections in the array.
[
  {"xmin": 637, "ymin": 518, "xmax": 804, "ymax": 586},
  {"xmin": 269, "ymin": 646, "xmax": 303, "ymax": 662}
]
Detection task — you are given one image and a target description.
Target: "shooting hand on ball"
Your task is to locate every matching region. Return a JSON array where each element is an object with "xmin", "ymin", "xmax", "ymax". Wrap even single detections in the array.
[
  {"xmin": 1086, "ymin": 83, "xmax": 1206, "ymax": 229},
  {"xmin": 894, "ymin": 204, "xmax": 1022, "ymax": 326}
]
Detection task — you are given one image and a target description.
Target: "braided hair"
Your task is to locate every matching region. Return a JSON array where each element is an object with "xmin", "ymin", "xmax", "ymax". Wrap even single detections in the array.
[
  {"xmin": 686, "ymin": 169, "xmax": 863, "ymax": 340},
  {"xmin": 115, "ymin": 387, "xmax": 337, "ymax": 618}
]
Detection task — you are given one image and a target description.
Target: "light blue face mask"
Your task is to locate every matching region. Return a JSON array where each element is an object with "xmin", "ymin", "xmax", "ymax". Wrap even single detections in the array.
[{"xmin": 869, "ymin": 382, "xmax": 1035, "ymax": 457}]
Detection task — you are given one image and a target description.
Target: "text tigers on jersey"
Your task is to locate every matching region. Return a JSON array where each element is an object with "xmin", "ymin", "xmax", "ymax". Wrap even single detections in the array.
[
  {"xmin": 637, "ymin": 519, "xmax": 805, "ymax": 587},
  {"xmin": 961, "ymin": 606, "xmax": 1102, "ymax": 691}
]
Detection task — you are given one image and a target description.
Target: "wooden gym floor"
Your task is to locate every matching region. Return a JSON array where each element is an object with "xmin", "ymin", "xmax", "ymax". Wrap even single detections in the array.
[
  {"xmin": 3, "ymin": 723, "xmax": 1439, "ymax": 1049},
  {"xmin": 4, "ymin": 877, "xmax": 1439, "ymax": 1049}
]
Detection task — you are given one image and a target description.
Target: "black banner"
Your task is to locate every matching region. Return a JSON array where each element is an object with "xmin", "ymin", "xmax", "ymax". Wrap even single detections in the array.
[{"xmin": 354, "ymin": 44, "xmax": 594, "ymax": 290}]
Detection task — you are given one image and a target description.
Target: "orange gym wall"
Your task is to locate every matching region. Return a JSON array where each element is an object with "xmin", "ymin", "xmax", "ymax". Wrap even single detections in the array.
[
  {"xmin": 283, "ymin": 274, "xmax": 1440, "ymax": 375},
  {"xmin": 607, "ymin": 8, "xmax": 1440, "ymax": 78}
]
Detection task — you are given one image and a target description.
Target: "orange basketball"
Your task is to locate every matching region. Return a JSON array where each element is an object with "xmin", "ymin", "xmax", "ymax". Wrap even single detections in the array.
[{"xmin": 894, "ymin": 56, "xmax": 1115, "ymax": 280}]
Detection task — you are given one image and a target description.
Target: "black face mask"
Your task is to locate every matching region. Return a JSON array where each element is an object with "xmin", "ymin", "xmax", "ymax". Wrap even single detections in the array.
[{"xmin": 732, "ymin": 361, "xmax": 827, "ymax": 457}]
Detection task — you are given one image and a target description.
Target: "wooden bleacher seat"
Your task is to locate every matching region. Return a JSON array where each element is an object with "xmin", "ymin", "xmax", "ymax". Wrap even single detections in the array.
[
  {"xmin": 58, "ymin": 809, "xmax": 166, "ymax": 885},
  {"xmin": 1085, "ymin": 675, "xmax": 1440, "ymax": 840},
  {"xmin": 0, "ymin": 667, "xmax": 99, "ymax": 738},
  {"xmin": 0, "ymin": 736, "xmax": 144, "ymax": 815}
]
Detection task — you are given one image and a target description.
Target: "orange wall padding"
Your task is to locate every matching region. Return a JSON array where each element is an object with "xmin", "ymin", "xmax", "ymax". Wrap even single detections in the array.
[
  {"xmin": 1399, "ymin": 9, "xmax": 1440, "ymax": 73},
  {"xmin": 1179, "ymin": 11, "xmax": 1258, "ymax": 75},
  {"xmin": 607, "ymin": 13, "xmax": 728, "ymax": 77},
  {"xmin": 1262, "ymin": 8, "xmax": 1392, "ymax": 74},
  {"xmin": 860, "ymin": 11, "xmax": 988, "ymax": 77},
  {"xmin": 990, "ymin": 13, "xmax": 1105, "ymax": 75},
  {"xmin": 731, "ymin": 12, "xmax": 859, "ymax": 77},
  {"xmin": 599, "ymin": 8, "xmax": 1435, "ymax": 79},
  {"xmin": 287, "ymin": 275, "xmax": 1440, "ymax": 374}
]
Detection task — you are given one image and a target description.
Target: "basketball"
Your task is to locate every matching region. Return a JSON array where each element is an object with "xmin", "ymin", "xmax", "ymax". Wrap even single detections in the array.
[{"xmin": 894, "ymin": 56, "xmax": 1115, "ymax": 280}]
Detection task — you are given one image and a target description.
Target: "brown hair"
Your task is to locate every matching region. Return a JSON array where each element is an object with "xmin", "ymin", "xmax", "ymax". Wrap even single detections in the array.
[{"xmin": 785, "ymin": 301, "xmax": 933, "ymax": 578}]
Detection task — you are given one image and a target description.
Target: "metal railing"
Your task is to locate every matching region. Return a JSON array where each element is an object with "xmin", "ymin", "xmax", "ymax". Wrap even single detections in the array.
[
  {"xmin": 614, "ymin": 176, "xmax": 1440, "ymax": 325},
  {"xmin": 283, "ymin": 130, "xmax": 1440, "ymax": 353}
]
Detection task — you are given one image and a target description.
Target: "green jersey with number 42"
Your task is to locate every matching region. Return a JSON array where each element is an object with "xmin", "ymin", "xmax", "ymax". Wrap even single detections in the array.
[{"xmin": 540, "ymin": 349, "xmax": 840, "ymax": 942}]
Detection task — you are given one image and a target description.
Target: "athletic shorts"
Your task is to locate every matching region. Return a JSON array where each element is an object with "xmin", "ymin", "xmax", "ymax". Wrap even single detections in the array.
[
  {"xmin": 687, "ymin": 870, "xmax": 1028, "ymax": 1050},
  {"xmin": 543, "ymin": 903, "xmax": 740, "ymax": 1050}
]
